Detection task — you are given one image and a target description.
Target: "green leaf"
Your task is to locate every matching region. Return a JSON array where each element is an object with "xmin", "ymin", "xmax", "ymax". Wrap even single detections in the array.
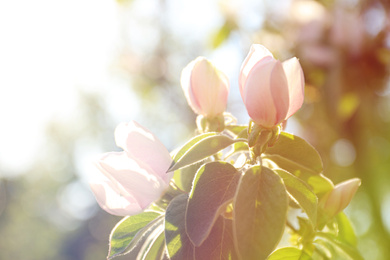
[
  {"xmin": 316, "ymin": 232, "xmax": 364, "ymax": 260},
  {"xmin": 125, "ymin": 222, "xmax": 165, "ymax": 260},
  {"xmin": 264, "ymin": 132, "xmax": 323, "ymax": 175},
  {"xmin": 313, "ymin": 240, "xmax": 333, "ymax": 259},
  {"xmin": 232, "ymin": 141, "xmax": 249, "ymax": 153},
  {"xmin": 306, "ymin": 174, "xmax": 334, "ymax": 195},
  {"xmin": 263, "ymin": 132, "xmax": 333, "ymax": 194},
  {"xmin": 225, "ymin": 127, "xmax": 249, "ymax": 159},
  {"xmin": 186, "ymin": 162, "xmax": 241, "ymax": 246},
  {"xmin": 226, "ymin": 142, "xmax": 249, "ymax": 159},
  {"xmin": 142, "ymin": 231, "xmax": 166, "ymax": 260},
  {"xmin": 296, "ymin": 217, "xmax": 316, "ymax": 241},
  {"xmin": 275, "ymin": 169, "xmax": 318, "ymax": 226},
  {"xmin": 233, "ymin": 166, "xmax": 288, "ymax": 260},
  {"xmin": 224, "ymin": 125, "xmax": 248, "ymax": 137},
  {"xmin": 169, "ymin": 133, "xmax": 242, "ymax": 172},
  {"xmin": 336, "ymin": 212, "xmax": 357, "ymax": 246},
  {"xmin": 171, "ymin": 133, "xmax": 216, "ymax": 164},
  {"xmin": 165, "ymin": 194, "xmax": 195, "ymax": 260},
  {"xmin": 108, "ymin": 211, "xmax": 162, "ymax": 259},
  {"xmin": 194, "ymin": 217, "xmax": 239, "ymax": 260},
  {"xmin": 267, "ymin": 247, "xmax": 311, "ymax": 260},
  {"xmin": 153, "ymin": 182, "xmax": 187, "ymax": 211},
  {"xmin": 173, "ymin": 161, "xmax": 204, "ymax": 192}
]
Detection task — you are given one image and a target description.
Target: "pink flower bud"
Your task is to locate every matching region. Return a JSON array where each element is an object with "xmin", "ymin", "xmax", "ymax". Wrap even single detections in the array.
[
  {"xmin": 90, "ymin": 121, "xmax": 173, "ymax": 216},
  {"xmin": 239, "ymin": 44, "xmax": 305, "ymax": 128},
  {"xmin": 319, "ymin": 178, "xmax": 361, "ymax": 218},
  {"xmin": 181, "ymin": 57, "xmax": 229, "ymax": 118}
]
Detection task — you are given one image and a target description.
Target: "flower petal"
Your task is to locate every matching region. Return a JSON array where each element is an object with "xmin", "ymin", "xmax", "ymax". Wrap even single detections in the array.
[
  {"xmin": 239, "ymin": 44, "xmax": 274, "ymax": 99},
  {"xmin": 212, "ymin": 69, "xmax": 230, "ymax": 117},
  {"xmin": 321, "ymin": 178, "xmax": 361, "ymax": 217},
  {"xmin": 97, "ymin": 152, "xmax": 168, "ymax": 208},
  {"xmin": 114, "ymin": 121, "xmax": 172, "ymax": 183},
  {"xmin": 90, "ymin": 181, "xmax": 142, "ymax": 216},
  {"xmin": 190, "ymin": 58, "xmax": 229, "ymax": 117},
  {"xmin": 181, "ymin": 59, "xmax": 202, "ymax": 115},
  {"xmin": 282, "ymin": 57, "xmax": 305, "ymax": 119},
  {"xmin": 270, "ymin": 61, "xmax": 290, "ymax": 124},
  {"xmin": 243, "ymin": 60, "xmax": 289, "ymax": 128}
]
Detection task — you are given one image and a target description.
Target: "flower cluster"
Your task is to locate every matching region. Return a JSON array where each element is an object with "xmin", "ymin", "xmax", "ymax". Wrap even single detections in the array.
[
  {"xmin": 90, "ymin": 44, "xmax": 306, "ymax": 216},
  {"xmin": 181, "ymin": 44, "xmax": 305, "ymax": 129},
  {"xmin": 89, "ymin": 44, "xmax": 362, "ymax": 260}
]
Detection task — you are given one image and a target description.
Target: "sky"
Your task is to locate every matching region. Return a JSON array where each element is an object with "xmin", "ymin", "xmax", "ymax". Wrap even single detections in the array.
[
  {"xmin": 0, "ymin": 0, "xmax": 119, "ymax": 175},
  {"xmin": 0, "ymin": 0, "xmax": 293, "ymax": 178},
  {"xmin": 0, "ymin": 0, "xmax": 229, "ymax": 176}
]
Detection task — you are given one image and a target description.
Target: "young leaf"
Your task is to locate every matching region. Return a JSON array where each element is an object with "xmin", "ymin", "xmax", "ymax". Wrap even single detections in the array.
[
  {"xmin": 266, "ymin": 247, "xmax": 311, "ymax": 260},
  {"xmin": 224, "ymin": 125, "xmax": 248, "ymax": 136},
  {"xmin": 226, "ymin": 142, "xmax": 249, "ymax": 159},
  {"xmin": 142, "ymin": 231, "xmax": 166, "ymax": 260},
  {"xmin": 306, "ymin": 174, "xmax": 334, "ymax": 195},
  {"xmin": 171, "ymin": 133, "xmax": 216, "ymax": 161},
  {"xmin": 225, "ymin": 128, "xmax": 249, "ymax": 159},
  {"xmin": 233, "ymin": 166, "xmax": 288, "ymax": 260},
  {"xmin": 336, "ymin": 212, "xmax": 357, "ymax": 246},
  {"xmin": 194, "ymin": 217, "xmax": 239, "ymax": 260},
  {"xmin": 316, "ymin": 232, "xmax": 364, "ymax": 260},
  {"xmin": 165, "ymin": 194, "xmax": 195, "ymax": 260},
  {"xmin": 263, "ymin": 132, "xmax": 323, "ymax": 176},
  {"xmin": 173, "ymin": 161, "xmax": 204, "ymax": 192},
  {"xmin": 124, "ymin": 222, "xmax": 165, "ymax": 260},
  {"xmin": 296, "ymin": 217, "xmax": 316, "ymax": 241},
  {"xmin": 108, "ymin": 211, "xmax": 162, "ymax": 259},
  {"xmin": 262, "ymin": 158, "xmax": 333, "ymax": 195},
  {"xmin": 275, "ymin": 169, "xmax": 318, "ymax": 227},
  {"xmin": 186, "ymin": 162, "xmax": 241, "ymax": 246},
  {"xmin": 169, "ymin": 134, "xmax": 243, "ymax": 172}
]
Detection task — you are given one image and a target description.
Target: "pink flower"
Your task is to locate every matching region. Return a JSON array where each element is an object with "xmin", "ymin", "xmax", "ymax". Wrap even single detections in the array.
[
  {"xmin": 90, "ymin": 121, "xmax": 173, "ymax": 216},
  {"xmin": 181, "ymin": 57, "xmax": 229, "ymax": 118},
  {"xmin": 239, "ymin": 44, "xmax": 305, "ymax": 128},
  {"xmin": 319, "ymin": 178, "xmax": 361, "ymax": 218}
]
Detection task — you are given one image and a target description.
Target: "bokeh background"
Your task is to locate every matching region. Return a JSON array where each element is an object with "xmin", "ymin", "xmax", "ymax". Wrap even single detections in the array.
[{"xmin": 0, "ymin": 0, "xmax": 389, "ymax": 259}]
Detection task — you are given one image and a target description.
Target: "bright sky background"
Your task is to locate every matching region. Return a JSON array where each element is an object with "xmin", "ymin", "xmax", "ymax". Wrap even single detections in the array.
[
  {"xmin": 0, "ymin": 0, "xmax": 292, "ymax": 178},
  {"xmin": 0, "ymin": 0, "xmax": 120, "ymax": 175},
  {"xmin": 0, "ymin": 0, "xmax": 234, "ymax": 176}
]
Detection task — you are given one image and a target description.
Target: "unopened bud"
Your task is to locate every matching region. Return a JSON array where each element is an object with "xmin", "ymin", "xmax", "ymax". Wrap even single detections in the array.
[{"xmin": 319, "ymin": 178, "xmax": 361, "ymax": 219}]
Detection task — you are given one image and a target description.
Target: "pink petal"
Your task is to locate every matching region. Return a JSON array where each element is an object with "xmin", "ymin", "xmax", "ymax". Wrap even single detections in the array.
[
  {"xmin": 282, "ymin": 57, "xmax": 305, "ymax": 119},
  {"xmin": 97, "ymin": 152, "xmax": 168, "ymax": 208},
  {"xmin": 270, "ymin": 61, "xmax": 290, "ymax": 124},
  {"xmin": 190, "ymin": 58, "xmax": 229, "ymax": 117},
  {"xmin": 243, "ymin": 60, "xmax": 289, "ymax": 128},
  {"xmin": 212, "ymin": 70, "xmax": 229, "ymax": 117},
  {"xmin": 239, "ymin": 44, "xmax": 274, "ymax": 99},
  {"xmin": 90, "ymin": 181, "xmax": 142, "ymax": 216},
  {"xmin": 320, "ymin": 178, "xmax": 361, "ymax": 218},
  {"xmin": 114, "ymin": 121, "xmax": 173, "ymax": 183},
  {"xmin": 181, "ymin": 59, "xmax": 203, "ymax": 115}
]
